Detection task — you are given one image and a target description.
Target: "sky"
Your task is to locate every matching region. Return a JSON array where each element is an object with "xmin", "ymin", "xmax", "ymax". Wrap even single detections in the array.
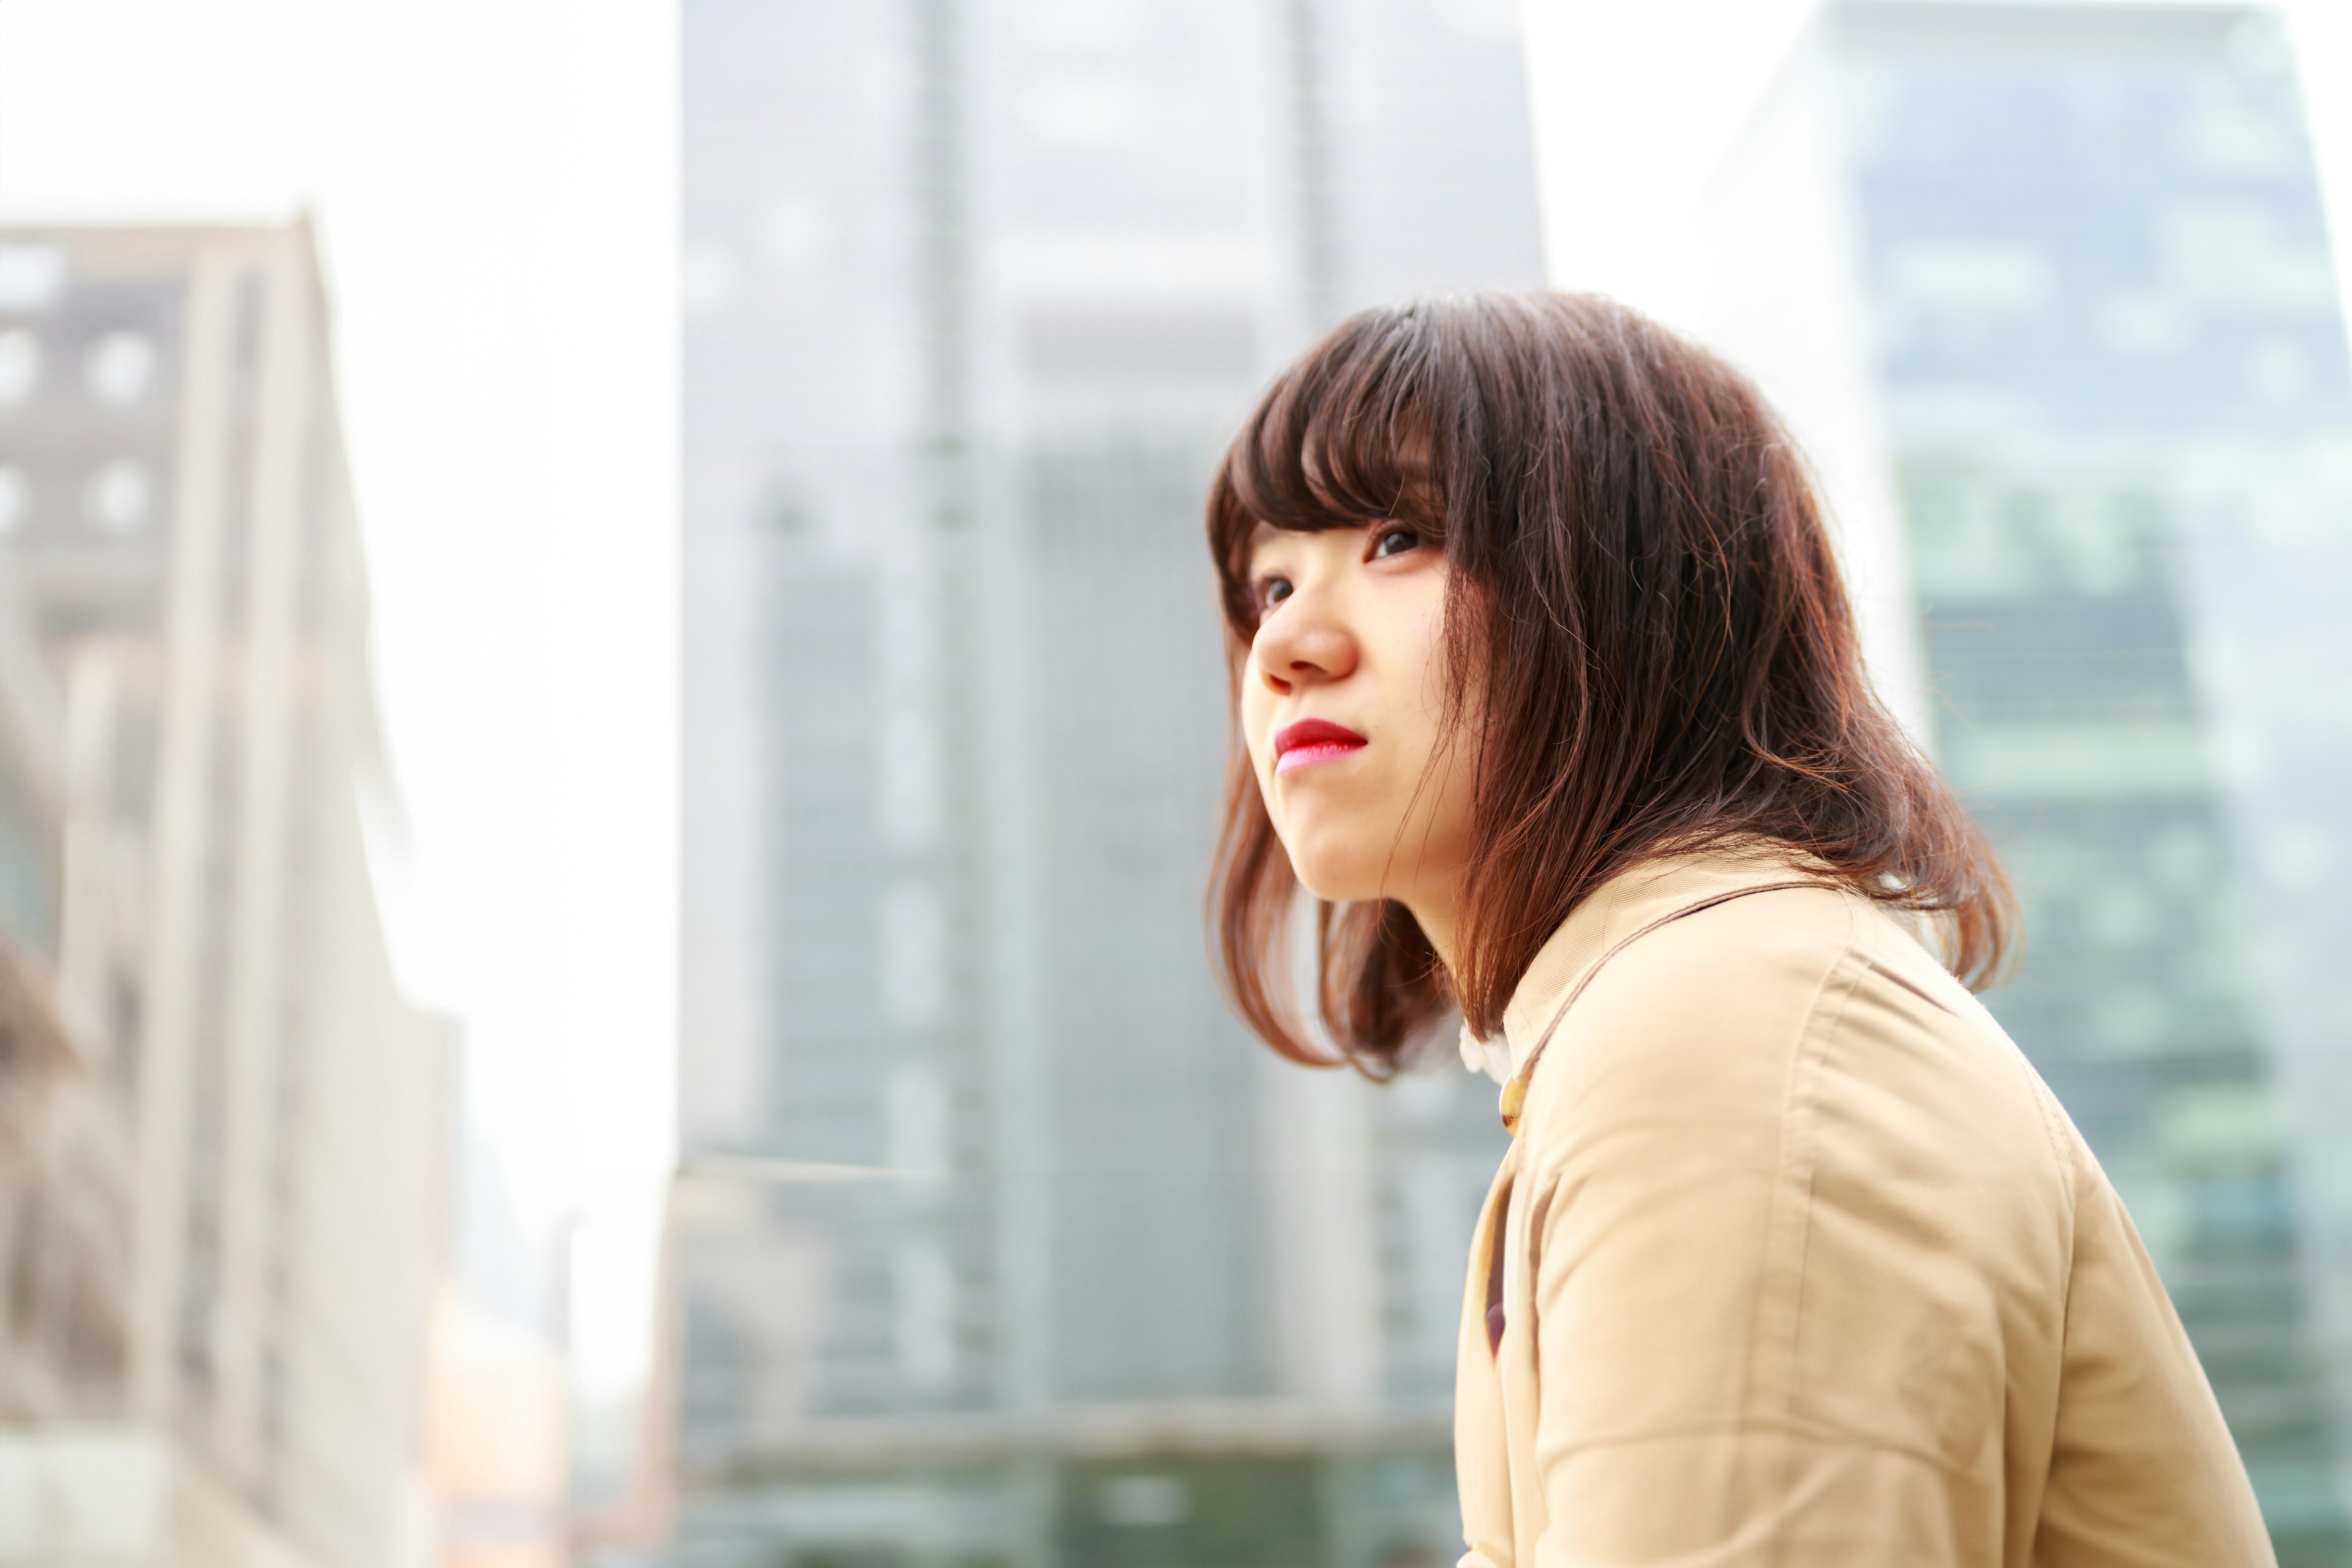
[
  {"xmin": 0, "ymin": 0, "xmax": 679, "ymax": 1403},
  {"xmin": 3, "ymin": 0, "xmax": 2349, "ymax": 1428}
]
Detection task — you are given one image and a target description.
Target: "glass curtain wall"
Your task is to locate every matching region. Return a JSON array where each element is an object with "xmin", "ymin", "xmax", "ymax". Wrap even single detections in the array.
[{"xmin": 1833, "ymin": 4, "xmax": 2352, "ymax": 1556}]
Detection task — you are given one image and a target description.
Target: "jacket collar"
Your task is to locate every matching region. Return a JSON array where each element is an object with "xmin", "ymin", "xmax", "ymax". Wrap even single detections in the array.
[{"xmin": 1458, "ymin": 844, "xmax": 1825, "ymax": 1084}]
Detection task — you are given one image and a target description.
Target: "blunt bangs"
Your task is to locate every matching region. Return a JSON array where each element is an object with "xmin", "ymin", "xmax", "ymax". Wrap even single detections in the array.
[{"xmin": 1208, "ymin": 307, "xmax": 1449, "ymax": 642}]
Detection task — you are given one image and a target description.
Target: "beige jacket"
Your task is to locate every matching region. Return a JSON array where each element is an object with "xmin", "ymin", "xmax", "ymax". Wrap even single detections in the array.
[{"xmin": 1453, "ymin": 850, "xmax": 2274, "ymax": 1567}]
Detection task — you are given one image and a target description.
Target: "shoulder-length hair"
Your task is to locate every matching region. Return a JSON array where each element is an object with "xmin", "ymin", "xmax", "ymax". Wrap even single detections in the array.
[{"xmin": 1205, "ymin": 292, "xmax": 2014, "ymax": 1076}]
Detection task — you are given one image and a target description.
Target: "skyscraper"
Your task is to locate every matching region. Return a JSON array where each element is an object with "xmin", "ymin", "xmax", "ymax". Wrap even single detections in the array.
[
  {"xmin": 0, "ymin": 223, "xmax": 445, "ymax": 1568},
  {"xmin": 1705, "ymin": 4, "xmax": 2352, "ymax": 1556},
  {"xmin": 0, "ymin": 535, "xmax": 80, "ymax": 1352},
  {"xmin": 672, "ymin": 1, "xmax": 1540, "ymax": 1562}
]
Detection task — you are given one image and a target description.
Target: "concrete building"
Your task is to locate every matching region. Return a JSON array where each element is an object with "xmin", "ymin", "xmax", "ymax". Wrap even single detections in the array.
[
  {"xmin": 671, "ymin": 1, "xmax": 1539, "ymax": 1563},
  {"xmin": 1689, "ymin": 4, "xmax": 2352, "ymax": 1558},
  {"xmin": 0, "ymin": 223, "xmax": 446, "ymax": 1568},
  {"xmin": 0, "ymin": 533, "xmax": 87, "ymax": 1398}
]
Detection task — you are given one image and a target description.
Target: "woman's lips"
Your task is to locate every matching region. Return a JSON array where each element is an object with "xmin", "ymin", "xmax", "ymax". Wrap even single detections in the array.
[{"xmin": 1273, "ymin": 717, "xmax": 1368, "ymax": 775}]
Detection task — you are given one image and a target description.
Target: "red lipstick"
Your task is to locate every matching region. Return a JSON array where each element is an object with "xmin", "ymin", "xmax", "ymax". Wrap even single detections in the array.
[{"xmin": 1273, "ymin": 717, "xmax": 1368, "ymax": 775}]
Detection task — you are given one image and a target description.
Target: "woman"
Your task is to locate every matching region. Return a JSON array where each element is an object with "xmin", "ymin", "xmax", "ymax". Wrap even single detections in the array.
[{"xmin": 1204, "ymin": 293, "xmax": 2272, "ymax": 1566}]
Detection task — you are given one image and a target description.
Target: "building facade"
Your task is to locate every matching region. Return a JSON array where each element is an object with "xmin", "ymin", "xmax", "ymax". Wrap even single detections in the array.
[
  {"xmin": 671, "ymin": 1, "xmax": 1540, "ymax": 1563},
  {"xmin": 1843, "ymin": 6, "xmax": 2352, "ymax": 1555},
  {"xmin": 1702, "ymin": 4, "xmax": 2352, "ymax": 1558},
  {"xmin": 0, "ymin": 224, "xmax": 446, "ymax": 1568},
  {"xmin": 0, "ymin": 523, "xmax": 84, "ymax": 1398}
]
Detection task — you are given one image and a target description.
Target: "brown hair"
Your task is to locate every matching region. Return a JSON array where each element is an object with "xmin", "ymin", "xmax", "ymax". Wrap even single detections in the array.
[{"xmin": 1205, "ymin": 292, "xmax": 2013, "ymax": 1075}]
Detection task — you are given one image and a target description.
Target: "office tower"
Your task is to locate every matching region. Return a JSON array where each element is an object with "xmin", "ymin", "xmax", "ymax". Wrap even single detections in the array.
[
  {"xmin": 1709, "ymin": 4, "xmax": 2352, "ymax": 1557},
  {"xmin": 673, "ymin": 1, "xmax": 1539, "ymax": 1562},
  {"xmin": 0, "ymin": 541, "xmax": 83, "ymax": 1387},
  {"xmin": 0, "ymin": 224, "xmax": 446, "ymax": 1568}
]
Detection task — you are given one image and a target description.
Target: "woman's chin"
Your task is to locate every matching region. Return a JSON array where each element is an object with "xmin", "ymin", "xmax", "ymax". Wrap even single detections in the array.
[{"xmin": 1284, "ymin": 851, "xmax": 1385, "ymax": 907}]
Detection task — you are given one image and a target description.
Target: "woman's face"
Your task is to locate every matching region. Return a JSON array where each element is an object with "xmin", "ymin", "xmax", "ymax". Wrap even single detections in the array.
[{"xmin": 1240, "ymin": 519, "xmax": 1481, "ymax": 940}]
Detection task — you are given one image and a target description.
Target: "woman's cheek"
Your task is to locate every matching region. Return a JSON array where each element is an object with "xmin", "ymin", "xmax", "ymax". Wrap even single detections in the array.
[{"xmin": 1238, "ymin": 677, "xmax": 1273, "ymax": 781}]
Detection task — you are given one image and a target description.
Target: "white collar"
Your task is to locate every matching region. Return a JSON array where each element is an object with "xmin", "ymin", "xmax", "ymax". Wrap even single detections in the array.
[{"xmin": 1458, "ymin": 1025, "xmax": 1513, "ymax": 1085}]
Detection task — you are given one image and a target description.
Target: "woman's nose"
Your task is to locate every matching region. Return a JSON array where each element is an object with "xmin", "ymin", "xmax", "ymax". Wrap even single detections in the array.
[{"xmin": 1254, "ymin": 594, "xmax": 1357, "ymax": 693}]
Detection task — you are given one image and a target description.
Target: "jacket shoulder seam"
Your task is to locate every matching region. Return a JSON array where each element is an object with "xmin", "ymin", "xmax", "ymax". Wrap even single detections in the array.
[{"xmin": 1746, "ymin": 906, "xmax": 1871, "ymax": 1493}]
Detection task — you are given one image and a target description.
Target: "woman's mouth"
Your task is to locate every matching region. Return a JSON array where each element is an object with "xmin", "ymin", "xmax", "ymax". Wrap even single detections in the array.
[{"xmin": 1273, "ymin": 717, "xmax": 1368, "ymax": 775}]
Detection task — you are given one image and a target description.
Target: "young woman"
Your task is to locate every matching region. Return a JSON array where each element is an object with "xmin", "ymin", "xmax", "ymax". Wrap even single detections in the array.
[{"xmin": 1205, "ymin": 293, "xmax": 2273, "ymax": 1567}]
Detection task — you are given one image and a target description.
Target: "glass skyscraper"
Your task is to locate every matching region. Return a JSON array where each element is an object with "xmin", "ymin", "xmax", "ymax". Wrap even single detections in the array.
[
  {"xmin": 1807, "ymin": 3, "xmax": 2352, "ymax": 1557},
  {"xmin": 671, "ymin": 2, "xmax": 1539, "ymax": 1564}
]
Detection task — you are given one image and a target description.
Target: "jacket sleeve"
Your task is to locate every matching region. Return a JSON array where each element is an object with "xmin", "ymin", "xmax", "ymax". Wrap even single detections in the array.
[{"xmin": 1517, "ymin": 943, "xmax": 2017, "ymax": 1566}]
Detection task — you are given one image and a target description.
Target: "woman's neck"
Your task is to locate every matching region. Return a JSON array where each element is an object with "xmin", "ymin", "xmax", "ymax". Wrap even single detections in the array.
[{"xmin": 1404, "ymin": 893, "xmax": 1461, "ymax": 986}]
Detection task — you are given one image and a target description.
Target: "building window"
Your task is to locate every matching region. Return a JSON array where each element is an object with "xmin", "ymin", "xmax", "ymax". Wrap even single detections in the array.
[
  {"xmin": 884, "ymin": 1061, "xmax": 951, "ymax": 1174},
  {"xmin": 0, "ymin": 244, "xmax": 64, "ymax": 313},
  {"xmin": 83, "ymin": 459, "xmax": 152, "ymax": 534},
  {"xmin": 85, "ymin": 331, "xmax": 158, "ymax": 408},
  {"xmin": 880, "ymin": 881, "xmax": 946, "ymax": 1028},
  {"xmin": 0, "ymin": 328, "xmax": 40, "ymax": 407},
  {"xmin": 892, "ymin": 1241, "xmax": 956, "ymax": 1390},
  {"xmin": 0, "ymin": 467, "xmax": 25, "ymax": 535}
]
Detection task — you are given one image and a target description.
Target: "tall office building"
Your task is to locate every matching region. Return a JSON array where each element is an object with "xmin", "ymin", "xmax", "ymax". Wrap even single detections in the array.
[
  {"xmin": 673, "ymin": 1, "xmax": 1539, "ymax": 1562},
  {"xmin": 0, "ymin": 224, "xmax": 447, "ymax": 1568},
  {"xmin": 0, "ymin": 538, "xmax": 81, "ymax": 1355},
  {"xmin": 1705, "ymin": 4, "xmax": 2352, "ymax": 1558}
]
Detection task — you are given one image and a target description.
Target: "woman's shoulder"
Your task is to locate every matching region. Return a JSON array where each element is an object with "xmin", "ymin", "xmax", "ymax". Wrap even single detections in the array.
[{"xmin": 1515, "ymin": 880, "xmax": 2068, "ymax": 1197}]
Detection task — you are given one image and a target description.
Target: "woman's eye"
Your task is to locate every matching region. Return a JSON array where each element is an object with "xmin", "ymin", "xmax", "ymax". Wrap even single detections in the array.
[
  {"xmin": 1371, "ymin": 526, "xmax": 1421, "ymax": 559},
  {"xmin": 1256, "ymin": 576, "xmax": 1294, "ymax": 611}
]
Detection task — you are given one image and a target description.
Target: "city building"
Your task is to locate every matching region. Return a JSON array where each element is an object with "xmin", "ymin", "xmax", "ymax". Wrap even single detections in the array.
[
  {"xmin": 0, "ymin": 529, "xmax": 85, "ymax": 1396},
  {"xmin": 0, "ymin": 222, "xmax": 447, "ymax": 1568},
  {"xmin": 671, "ymin": 1, "xmax": 1540, "ymax": 1563},
  {"xmin": 1692, "ymin": 3, "xmax": 2352, "ymax": 1558}
]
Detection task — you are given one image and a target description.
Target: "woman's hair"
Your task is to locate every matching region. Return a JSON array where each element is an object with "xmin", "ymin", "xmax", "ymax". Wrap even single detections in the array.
[{"xmin": 1205, "ymin": 291, "xmax": 2015, "ymax": 1076}]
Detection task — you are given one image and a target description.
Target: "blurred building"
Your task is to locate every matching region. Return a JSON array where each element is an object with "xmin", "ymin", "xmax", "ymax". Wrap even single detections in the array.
[
  {"xmin": 0, "ymin": 530, "xmax": 84, "ymax": 1378},
  {"xmin": 0, "ymin": 223, "xmax": 447, "ymax": 1568},
  {"xmin": 671, "ymin": 1, "xmax": 1538, "ymax": 1563},
  {"xmin": 1704, "ymin": 2, "xmax": 2352, "ymax": 1558}
]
